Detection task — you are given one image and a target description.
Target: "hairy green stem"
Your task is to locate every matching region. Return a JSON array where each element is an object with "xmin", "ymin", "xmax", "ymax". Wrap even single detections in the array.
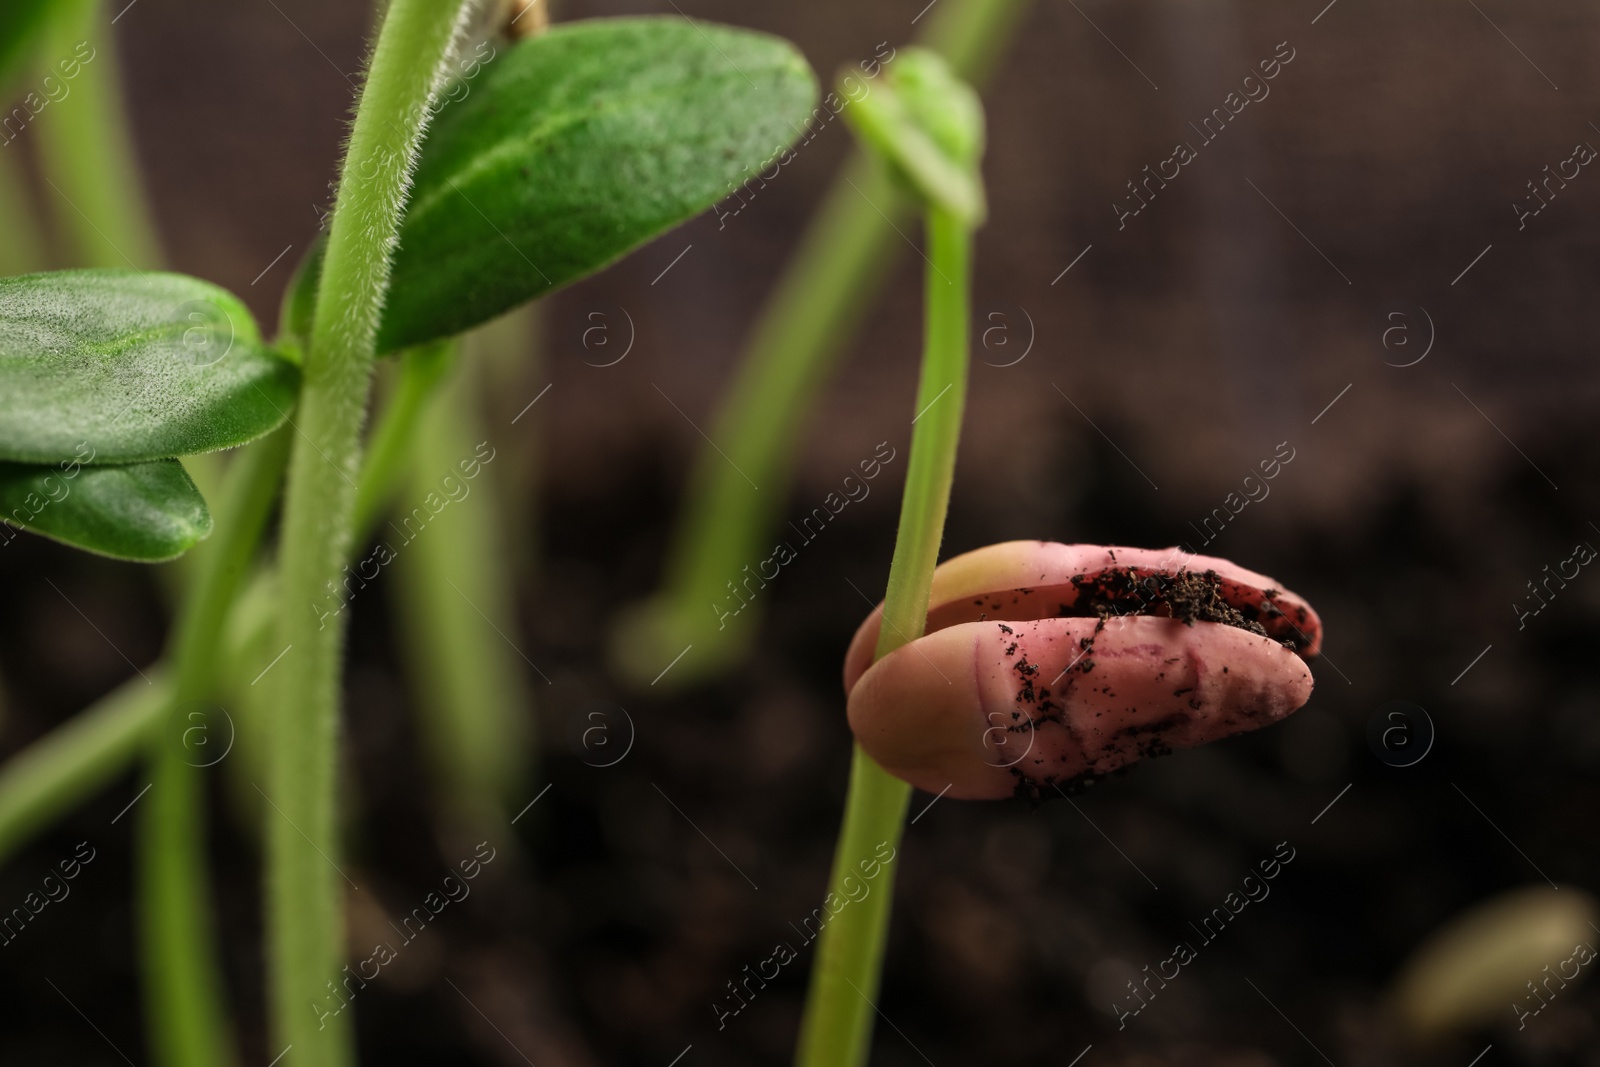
[
  {"xmin": 795, "ymin": 206, "xmax": 971, "ymax": 1067},
  {"xmin": 138, "ymin": 431, "xmax": 291, "ymax": 1067},
  {"xmin": 614, "ymin": 0, "xmax": 1030, "ymax": 686},
  {"xmin": 35, "ymin": 0, "xmax": 163, "ymax": 269},
  {"xmin": 268, "ymin": 0, "xmax": 467, "ymax": 1061}
]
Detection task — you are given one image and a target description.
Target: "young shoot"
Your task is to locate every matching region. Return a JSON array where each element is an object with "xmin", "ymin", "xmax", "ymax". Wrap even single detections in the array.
[{"xmin": 795, "ymin": 48, "xmax": 987, "ymax": 1067}]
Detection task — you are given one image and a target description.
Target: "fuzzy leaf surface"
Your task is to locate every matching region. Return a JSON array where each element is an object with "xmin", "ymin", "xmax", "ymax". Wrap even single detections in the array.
[
  {"xmin": 287, "ymin": 17, "xmax": 817, "ymax": 354},
  {"xmin": 0, "ymin": 270, "xmax": 298, "ymax": 464}
]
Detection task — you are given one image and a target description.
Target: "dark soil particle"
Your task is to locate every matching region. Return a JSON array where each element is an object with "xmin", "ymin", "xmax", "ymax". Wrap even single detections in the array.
[{"xmin": 1064, "ymin": 567, "xmax": 1270, "ymax": 637}]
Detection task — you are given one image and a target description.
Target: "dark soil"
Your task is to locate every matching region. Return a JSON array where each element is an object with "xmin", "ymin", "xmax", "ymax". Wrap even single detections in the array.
[
  {"xmin": 1067, "ymin": 567, "xmax": 1273, "ymax": 639},
  {"xmin": 2, "ymin": 415, "xmax": 1598, "ymax": 1067}
]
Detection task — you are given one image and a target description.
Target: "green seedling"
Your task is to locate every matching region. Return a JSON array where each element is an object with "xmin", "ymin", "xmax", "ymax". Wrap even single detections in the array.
[
  {"xmin": 793, "ymin": 50, "xmax": 987, "ymax": 1067},
  {"xmin": 0, "ymin": 9, "xmax": 816, "ymax": 1067}
]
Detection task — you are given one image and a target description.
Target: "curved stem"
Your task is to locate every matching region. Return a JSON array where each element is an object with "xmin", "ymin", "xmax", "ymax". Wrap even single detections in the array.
[
  {"xmin": 267, "ymin": 0, "xmax": 467, "ymax": 1060},
  {"xmin": 795, "ymin": 206, "xmax": 971, "ymax": 1067},
  {"xmin": 139, "ymin": 430, "xmax": 291, "ymax": 1067},
  {"xmin": 615, "ymin": 0, "xmax": 1031, "ymax": 686}
]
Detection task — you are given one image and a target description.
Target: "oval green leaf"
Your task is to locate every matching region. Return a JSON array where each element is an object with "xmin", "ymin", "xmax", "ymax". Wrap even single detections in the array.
[
  {"xmin": 0, "ymin": 270, "xmax": 299, "ymax": 464},
  {"xmin": 309, "ymin": 16, "xmax": 816, "ymax": 354},
  {"xmin": 0, "ymin": 457, "xmax": 212, "ymax": 561}
]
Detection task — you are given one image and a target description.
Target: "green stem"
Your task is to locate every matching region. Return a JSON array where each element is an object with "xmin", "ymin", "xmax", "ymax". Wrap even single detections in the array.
[
  {"xmin": 0, "ymin": 670, "xmax": 167, "ymax": 863},
  {"xmin": 138, "ymin": 431, "xmax": 291, "ymax": 1067},
  {"xmin": 392, "ymin": 349, "xmax": 529, "ymax": 843},
  {"xmin": 795, "ymin": 206, "xmax": 972, "ymax": 1067},
  {"xmin": 472, "ymin": 304, "xmax": 543, "ymax": 584},
  {"xmin": 614, "ymin": 0, "xmax": 1031, "ymax": 687},
  {"xmin": 35, "ymin": 0, "xmax": 163, "ymax": 269},
  {"xmin": 353, "ymin": 341, "xmax": 456, "ymax": 543},
  {"xmin": 615, "ymin": 153, "xmax": 903, "ymax": 682},
  {"xmin": 268, "ymin": 0, "xmax": 467, "ymax": 1060}
]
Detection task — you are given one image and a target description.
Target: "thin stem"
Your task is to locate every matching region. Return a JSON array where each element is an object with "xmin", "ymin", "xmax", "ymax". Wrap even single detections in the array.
[
  {"xmin": 392, "ymin": 349, "xmax": 530, "ymax": 843},
  {"xmin": 138, "ymin": 430, "xmax": 292, "ymax": 1067},
  {"xmin": 615, "ymin": 0, "xmax": 1031, "ymax": 686},
  {"xmin": 353, "ymin": 341, "xmax": 456, "ymax": 544},
  {"xmin": 473, "ymin": 304, "xmax": 543, "ymax": 583},
  {"xmin": 0, "ymin": 671, "xmax": 167, "ymax": 863},
  {"xmin": 619, "ymin": 154, "xmax": 904, "ymax": 681},
  {"xmin": 871, "ymin": 211, "xmax": 970, "ymax": 651},
  {"xmin": 795, "ymin": 206, "xmax": 971, "ymax": 1067},
  {"xmin": 268, "ymin": 0, "xmax": 467, "ymax": 1062},
  {"xmin": 34, "ymin": 0, "xmax": 163, "ymax": 269}
]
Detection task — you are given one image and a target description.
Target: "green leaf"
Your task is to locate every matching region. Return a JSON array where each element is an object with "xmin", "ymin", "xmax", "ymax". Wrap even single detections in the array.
[
  {"xmin": 0, "ymin": 0, "xmax": 54, "ymax": 95},
  {"xmin": 0, "ymin": 270, "xmax": 300, "ymax": 464},
  {"xmin": 0, "ymin": 457, "xmax": 212, "ymax": 561},
  {"xmin": 841, "ymin": 48, "xmax": 985, "ymax": 225},
  {"xmin": 290, "ymin": 16, "xmax": 818, "ymax": 355}
]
